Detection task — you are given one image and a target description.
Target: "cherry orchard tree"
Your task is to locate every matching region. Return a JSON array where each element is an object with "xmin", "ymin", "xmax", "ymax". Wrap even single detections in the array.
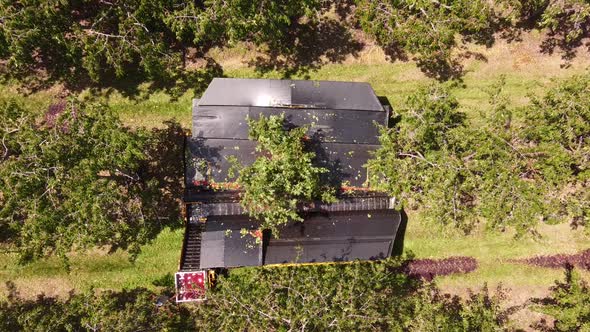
[
  {"xmin": 355, "ymin": 0, "xmax": 497, "ymax": 80},
  {"xmin": 0, "ymin": 101, "xmax": 178, "ymax": 264}
]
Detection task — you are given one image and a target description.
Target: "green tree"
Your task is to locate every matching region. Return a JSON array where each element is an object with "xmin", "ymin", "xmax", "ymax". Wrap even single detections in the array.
[
  {"xmin": 406, "ymin": 283, "xmax": 510, "ymax": 331},
  {"xmin": 0, "ymin": 0, "xmax": 220, "ymax": 91},
  {"xmin": 520, "ymin": 73, "xmax": 590, "ymax": 231},
  {"xmin": 190, "ymin": 0, "xmax": 323, "ymax": 48},
  {"xmin": 522, "ymin": 74, "xmax": 590, "ymax": 182},
  {"xmin": 0, "ymin": 1, "xmax": 364, "ymax": 85},
  {"xmin": 355, "ymin": 0, "xmax": 497, "ymax": 80},
  {"xmin": 229, "ymin": 114, "xmax": 337, "ymax": 235},
  {"xmin": 366, "ymin": 83, "xmax": 480, "ymax": 233},
  {"xmin": 0, "ymin": 101, "xmax": 176, "ymax": 264},
  {"xmin": 0, "ymin": 264, "xmax": 512, "ymax": 331},
  {"xmin": 193, "ymin": 259, "xmax": 510, "ymax": 331},
  {"xmin": 367, "ymin": 73, "xmax": 590, "ymax": 236},
  {"xmin": 366, "ymin": 78, "xmax": 582, "ymax": 236},
  {"xmin": 0, "ymin": 282, "xmax": 195, "ymax": 331},
  {"xmin": 532, "ymin": 266, "xmax": 590, "ymax": 331}
]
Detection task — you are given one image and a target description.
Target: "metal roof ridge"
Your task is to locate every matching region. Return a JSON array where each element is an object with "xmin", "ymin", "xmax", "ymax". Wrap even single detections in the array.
[{"xmin": 210, "ymin": 77, "xmax": 373, "ymax": 85}]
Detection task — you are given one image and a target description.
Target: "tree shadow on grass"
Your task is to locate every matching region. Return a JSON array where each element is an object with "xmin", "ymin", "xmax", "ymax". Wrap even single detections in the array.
[
  {"xmin": 139, "ymin": 120, "xmax": 189, "ymax": 231},
  {"xmin": 7, "ymin": 56, "xmax": 223, "ymax": 102},
  {"xmin": 248, "ymin": 19, "xmax": 364, "ymax": 79},
  {"xmin": 78, "ymin": 58, "xmax": 224, "ymax": 102},
  {"xmin": 540, "ymin": 33, "xmax": 590, "ymax": 68},
  {"xmin": 496, "ymin": 3, "xmax": 590, "ymax": 69}
]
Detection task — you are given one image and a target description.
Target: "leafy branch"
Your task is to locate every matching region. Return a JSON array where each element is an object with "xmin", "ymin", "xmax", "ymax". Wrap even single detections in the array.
[{"xmin": 228, "ymin": 114, "xmax": 337, "ymax": 236}]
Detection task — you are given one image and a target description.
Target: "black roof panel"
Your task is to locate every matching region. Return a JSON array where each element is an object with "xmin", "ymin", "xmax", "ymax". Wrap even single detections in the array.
[
  {"xmin": 193, "ymin": 210, "xmax": 401, "ymax": 268},
  {"xmin": 185, "ymin": 138, "xmax": 379, "ymax": 188},
  {"xmin": 197, "ymin": 78, "xmax": 384, "ymax": 111},
  {"xmin": 265, "ymin": 210, "xmax": 400, "ymax": 265},
  {"xmin": 200, "ymin": 216, "xmax": 262, "ymax": 269},
  {"xmin": 192, "ymin": 106, "xmax": 385, "ymax": 144}
]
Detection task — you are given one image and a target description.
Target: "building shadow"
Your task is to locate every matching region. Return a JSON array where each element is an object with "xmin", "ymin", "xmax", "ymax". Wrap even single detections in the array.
[{"xmin": 391, "ymin": 208, "xmax": 408, "ymax": 256}]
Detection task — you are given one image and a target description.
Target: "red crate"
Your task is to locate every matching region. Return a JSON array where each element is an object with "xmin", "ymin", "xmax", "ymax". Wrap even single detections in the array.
[{"xmin": 175, "ymin": 271, "xmax": 207, "ymax": 302}]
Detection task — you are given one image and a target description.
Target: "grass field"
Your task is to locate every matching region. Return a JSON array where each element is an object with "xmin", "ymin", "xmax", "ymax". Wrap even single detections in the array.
[
  {"xmin": 0, "ymin": 32, "xmax": 589, "ymax": 329},
  {"xmin": 0, "ymin": 228, "xmax": 182, "ymax": 298}
]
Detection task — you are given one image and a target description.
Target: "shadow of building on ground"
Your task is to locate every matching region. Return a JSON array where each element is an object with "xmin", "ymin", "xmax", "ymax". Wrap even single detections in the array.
[{"xmin": 391, "ymin": 208, "xmax": 408, "ymax": 256}]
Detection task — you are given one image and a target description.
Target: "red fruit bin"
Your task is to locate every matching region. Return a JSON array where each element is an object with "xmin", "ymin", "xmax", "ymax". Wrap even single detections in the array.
[{"xmin": 175, "ymin": 271, "xmax": 207, "ymax": 302}]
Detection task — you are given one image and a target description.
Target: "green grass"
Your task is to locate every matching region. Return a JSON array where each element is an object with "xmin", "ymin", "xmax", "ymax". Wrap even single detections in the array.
[
  {"xmin": 0, "ymin": 228, "xmax": 183, "ymax": 298},
  {"xmin": 404, "ymin": 216, "xmax": 590, "ymax": 294},
  {"xmin": 2, "ymin": 57, "xmax": 584, "ymax": 129},
  {"xmin": 0, "ymin": 84, "xmax": 194, "ymax": 129},
  {"xmin": 80, "ymin": 88, "xmax": 195, "ymax": 128}
]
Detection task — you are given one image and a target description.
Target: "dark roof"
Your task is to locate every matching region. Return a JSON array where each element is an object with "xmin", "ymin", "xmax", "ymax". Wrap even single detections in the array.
[
  {"xmin": 265, "ymin": 210, "xmax": 400, "ymax": 265},
  {"xmin": 180, "ymin": 196, "xmax": 401, "ymax": 270},
  {"xmin": 197, "ymin": 78, "xmax": 384, "ymax": 111},
  {"xmin": 191, "ymin": 106, "xmax": 386, "ymax": 143},
  {"xmin": 180, "ymin": 78, "xmax": 401, "ymax": 271},
  {"xmin": 199, "ymin": 216, "xmax": 261, "ymax": 269},
  {"xmin": 190, "ymin": 209, "xmax": 401, "ymax": 270},
  {"xmin": 185, "ymin": 78, "xmax": 389, "ymax": 194}
]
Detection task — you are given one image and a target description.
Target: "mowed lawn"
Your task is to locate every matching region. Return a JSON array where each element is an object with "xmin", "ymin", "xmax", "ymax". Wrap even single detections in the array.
[
  {"xmin": 0, "ymin": 228, "xmax": 182, "ymax": 298},
  {"xmin": 1, "ymin": 39, "xmax": 589, "ymax": 311}
]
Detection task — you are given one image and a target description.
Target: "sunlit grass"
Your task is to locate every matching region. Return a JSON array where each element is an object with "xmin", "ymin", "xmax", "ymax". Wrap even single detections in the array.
[
  {"xmin": 404, "ymin": 214, "xmax": 590, "ymax": 296},
  {"xmin": 0, "ymin": 228, "xmax": 183, "ymax": 298},
  {"xmin": 0, "ymin": 58, "xmax": 584, "ymax": 130}
]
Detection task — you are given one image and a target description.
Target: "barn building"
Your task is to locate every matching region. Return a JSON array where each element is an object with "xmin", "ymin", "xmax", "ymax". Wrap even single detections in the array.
[{"xmin": 175, "ymin": 78, "xmax": 402, "ymax": 302}]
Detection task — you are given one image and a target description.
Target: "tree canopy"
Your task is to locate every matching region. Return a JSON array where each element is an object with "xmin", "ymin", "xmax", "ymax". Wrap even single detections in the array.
[
  {"xmin": 356, "ymin": 0, "xmax": 497, "ymax": 80},
  {"xmin": 0, "ymin": 101, "xmax": 181, "ymax": 264},
  {"xmin": 229, "ymin": 114, "xmax": 337, "ymax": 235},
  {"xmin": 0, "ymin": 1, "xmax": 190, "ymax": 86},
  {"xmin": 0, "ymin": 1, "xmax": 589, "ymax": 85},
  {"xmin": 0, "ymin": 258, "xmax": 512, "ymax": 331},
  {"xmin": 0, "ymin": 0, "xmax": 334, "ymax": 88},
  {"xmin": 532, "ymin": 266, "xmax": 590, "ymax": 331},
  {"xmin": 367, "ymin": 74, "xmax": 590, "ymax": 236},
  {"xmin": 197, "ymin": 258, "xmax": 509, "ymax": 331}
]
